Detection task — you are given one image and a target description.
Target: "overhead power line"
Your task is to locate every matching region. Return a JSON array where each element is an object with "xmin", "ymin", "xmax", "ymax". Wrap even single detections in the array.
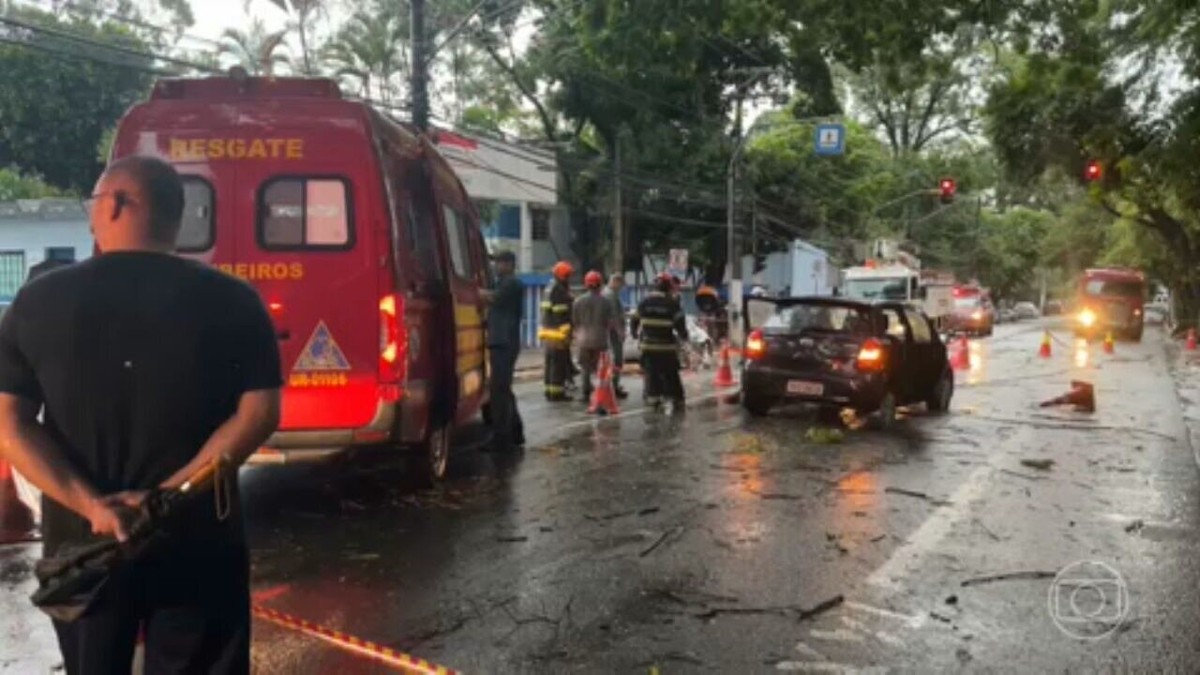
[{"xmin": 0, "ymin": 15, "xmax": 216, "ymax": 73}]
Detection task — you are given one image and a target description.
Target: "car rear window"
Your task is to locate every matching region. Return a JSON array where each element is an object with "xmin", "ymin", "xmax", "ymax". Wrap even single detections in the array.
[
  {"xmin": 177, "ymin": 176, "xmax": 213, "ymax": 252},
  {"xmin": 762, "ymin": 304, "xmax": 873, "ymax": 336},
  {"xmin": 259, "ymin": 177, "xmax": 353, "ymax": 250}
]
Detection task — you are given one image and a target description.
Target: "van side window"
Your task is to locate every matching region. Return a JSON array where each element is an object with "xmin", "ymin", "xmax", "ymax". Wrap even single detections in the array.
[
  {"xmin": 441, "ymin": 205, "xmax": 473, "ymax": 279},
  {"xmin": 406, "ymin": 196, "xmax": 442, "ymax": 280},
  {"xmin": 177, "ymin": 177, "xmax": 214, "ymax": 252},
  {"xmin": 259, "ymin": 178, "xmax": 352, "ymax": 249}
]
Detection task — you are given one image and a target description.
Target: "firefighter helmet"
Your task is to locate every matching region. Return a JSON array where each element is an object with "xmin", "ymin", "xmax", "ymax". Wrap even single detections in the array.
[
  {"xmin": 584, "ymin": 270, "xmax": 603, "ymax": 288},
  {"xmin": 552, "ymin": 261, "xmax": 574, "ymax": 281}
]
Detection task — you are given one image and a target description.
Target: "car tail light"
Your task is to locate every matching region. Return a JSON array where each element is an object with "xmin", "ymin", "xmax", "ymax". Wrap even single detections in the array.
[
  {"xmin": 857, "ymin": 338, "xmax": 885, "ymax": 372},
  {"xmin": 379, "ymin": 293, "xmax": 408, "ymax": 391},
  {"xmin": 745, "ymin": 329, "xmax": 766, "ymax": 360}
]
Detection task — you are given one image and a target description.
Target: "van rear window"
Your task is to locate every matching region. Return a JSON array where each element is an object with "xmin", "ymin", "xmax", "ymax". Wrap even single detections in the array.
[
  {"xmin": 259, "ymin": 178, "xmax": 352, "ymax": 249},
  {"xmin": 177, "ymin": 177, "xmax": 213, "ymax": 252}
]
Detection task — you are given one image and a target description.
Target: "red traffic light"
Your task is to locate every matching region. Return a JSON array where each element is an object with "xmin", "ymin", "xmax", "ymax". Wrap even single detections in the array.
[
  {"xmin": 938, "ymin": 178, "xmax": 956, "ymax": 203},
  {"xmin": 1085, "ymin": 160, "xmax": 1102, "ymax": 181}
]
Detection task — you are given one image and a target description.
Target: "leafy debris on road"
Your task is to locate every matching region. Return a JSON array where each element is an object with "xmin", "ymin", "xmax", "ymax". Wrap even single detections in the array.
[
  {"xmin": 972, "ymin": 518, "xmax": 1003, "ymax": 541},
  {"xmin": 946, "ymin": 595, "xmax": 959, "ymax": 605},
  {"xmin": 1125, "ymin": 519, "xmax": 1145, "ymax": 533},
  {"xmin": 885, "ymin": 486, "xmax": 951, "ymax": 506},
  {"xmin": 731, "ymin": 433, "xmax": 770, "ymax": 454},
  {"xmin": 1020, "ymin": 458, "xmax": 1055, "ymax": 471},
  {"xmin": 638, "ymin": 507, "xmax": 661, "ymax": 516},
  {"xmin": 496, "ymin": 535, "xmax": 529, "ymax": 543},
  {"xmin": 960, "ymin": 571, "xmax": 1056, "ymax": 587},
  {"xmin": 805, "ymin": 427, "xmax": 845, "ymax": 444},
  {"xmin": 870, "ymin": 534, "xmax": 886, "ymax": 543}
]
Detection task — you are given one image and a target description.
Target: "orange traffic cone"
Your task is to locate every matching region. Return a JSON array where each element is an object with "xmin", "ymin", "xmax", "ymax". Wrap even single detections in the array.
[
  {"xmin": 1103, "ymin": 332, "xmax": 1115, "ymax": 354},
  {"xmin": 1188, "ymin": 328, "xmax": 1197, "ymax": 351},
  {"xmin": 714, "ymin": 340, "xmax": 735, "ymax": 388},
  {"xmin": 951, "ymin": 336, "xmax": 970, "ymax": 371},
  {"xmin": 589, "ymin": 352, "xmax": 620, "ymax": 415},
  {"xmin": 1039, "ymin": 380, "xmax": 1095, "ymax": 413},
  {"xmin": 1039, "ymin": 331, "xmax": 1052, "ymax": 358}
]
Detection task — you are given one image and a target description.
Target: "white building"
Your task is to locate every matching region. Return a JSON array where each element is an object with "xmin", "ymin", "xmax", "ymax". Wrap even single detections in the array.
[
  {"xmin": 432, "ymin": 129, "xmax": 570, "ymax": 273},
  {"xmin": 0, "ymin": 199, "xmax": 91, "ymax": 301}
]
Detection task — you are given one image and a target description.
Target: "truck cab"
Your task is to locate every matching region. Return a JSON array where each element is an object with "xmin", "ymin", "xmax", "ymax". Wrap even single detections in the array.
[{"xmin": 1075, "ymin": 268, "xmax": 1146, "ymax": 341}]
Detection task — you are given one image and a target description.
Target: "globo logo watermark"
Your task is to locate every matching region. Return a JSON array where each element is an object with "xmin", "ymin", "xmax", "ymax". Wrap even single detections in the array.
[{"xmin": 1047, "ymin": 560, "xmax": 1129, "ymax": 640}]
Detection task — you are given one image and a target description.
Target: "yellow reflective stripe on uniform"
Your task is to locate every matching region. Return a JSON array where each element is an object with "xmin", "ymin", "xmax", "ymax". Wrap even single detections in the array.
[
  {"xmin": 639, "ymin": 318, "xmax": 674, "ymax": 327},
  {"xmin": 550, "ymin": 304, "xmax": 570, "ymax": 312},
  {"xmin": 641, "ymin": 343, "xmax": 678, "ymax": 351},
  {"xmin": 544, "ymin": 385, "xmax": 565, "ymax": 393},
  {"xmin": 540, "ymin": 301, "xmax": 553, "ymax": 308}
]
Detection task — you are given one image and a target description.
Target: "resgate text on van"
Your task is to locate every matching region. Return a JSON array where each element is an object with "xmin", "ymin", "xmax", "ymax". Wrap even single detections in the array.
[
  {"xmin": 169, "ymin": 138, "xmax": 305, "ymax": 161},
  {"xmin": 217, "ymin": 262, "xmax": 305, "ymax": 281}
]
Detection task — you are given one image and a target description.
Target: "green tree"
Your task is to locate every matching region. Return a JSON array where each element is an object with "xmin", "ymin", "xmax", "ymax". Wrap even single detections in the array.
[
  {"xmin": 322, "ymin": 0, "xmax": 408, "ymax": 104},
  {"xmin": 0, "ymin": 6, "xmax": 154, "ymax": 192},
  {"xmin": 0, "ymin": 167, "xmax": 66, "ymax": 200}
]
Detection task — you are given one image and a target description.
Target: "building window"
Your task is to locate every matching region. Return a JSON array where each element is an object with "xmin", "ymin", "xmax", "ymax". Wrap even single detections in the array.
[
  {"xmin": 0, "ymin": 251, "xmax": 26, "ymax": 300},
  {"xmin": 45, "ymin": 247, "xmax": 75, "ymax": 262},
  {"xmin": 259, "ymin": 178, "xmax": 353, "ymax": 250},
  {"xmin": 531, "ymin": 207, "xmax": 551, "ymax": 241}
]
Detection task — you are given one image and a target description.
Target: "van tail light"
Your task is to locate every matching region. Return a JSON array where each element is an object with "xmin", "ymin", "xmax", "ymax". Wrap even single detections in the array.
[
  {"xmin": 857, "ymin": 338, "xmax": 885, "ymax": 372},
  {"xmin": 379, "ymin": 293, "xmax": 408, "ymax": 398},
  {"xmin": 745, "ymin": 329, "xmax": 766, "ymax": 360}
]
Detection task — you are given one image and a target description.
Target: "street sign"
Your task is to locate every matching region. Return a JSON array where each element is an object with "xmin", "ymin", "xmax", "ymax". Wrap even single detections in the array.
[
  {"xmin": 668, "ymin": 248, "xmax": 688, "ymax": 276},
  {"xmin": 814, "ymin": 123, "xmax": 846, "ymax": 156}
]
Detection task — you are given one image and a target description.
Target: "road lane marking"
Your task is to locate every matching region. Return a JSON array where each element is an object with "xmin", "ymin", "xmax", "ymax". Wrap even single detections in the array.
[
  {"xmin": 808, "ymin": 628, "xmax": 866, "ymax": 643},
  {"xmin": 865, "ymin": 462, "xmax": 998, "ymax": 591},
  {"xmin": 842, "ymin": 600, "xmax": 925, "ymax": 629}
]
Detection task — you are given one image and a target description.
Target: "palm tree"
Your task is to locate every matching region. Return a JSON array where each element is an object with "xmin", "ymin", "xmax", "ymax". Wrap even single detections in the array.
[
  {"xmin": 252, "ymin": 0, "xmax": 329, "ymax": 76},
  {"xmin": 321, "ymin": 2, "xmax": 408, "ymax": 103},
  {"xmin": 219, "ymin": 18, "xmax": 291, "ymax": 76}
]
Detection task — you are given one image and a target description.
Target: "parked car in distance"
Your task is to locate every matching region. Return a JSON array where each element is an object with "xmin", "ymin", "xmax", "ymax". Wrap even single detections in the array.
[
  {"xmin": 741, "ymin": 296, "xmax": 953, "ymax": 428},
  {"xmin": 998, "ymin": 308, "xmax": 1018, "ymax": 324},
  {"xmin": 1144, "ymin": 301, "xmax": 1168, "ymax": 325},
  {"xmin": 1013, "ymin": 302, "xmax": 1041, "ymax": 320},
  {"xmin": 1044, "ymin": 300, "xmax": 1064, "ymax": 316}
]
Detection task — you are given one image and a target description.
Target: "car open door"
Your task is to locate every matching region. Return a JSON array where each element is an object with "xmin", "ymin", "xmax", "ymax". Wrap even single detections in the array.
[
  {"xmin": 902, "ymin": 307, "xmax": 939, "ymax": 400},
  {"xmin": 878, "ymin": 305, "xmax": 917, "ymax": 400}
]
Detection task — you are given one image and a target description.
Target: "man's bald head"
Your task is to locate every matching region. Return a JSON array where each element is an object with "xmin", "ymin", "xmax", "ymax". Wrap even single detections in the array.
[{"xmin": 93, "ymin": 156, "xmax": 184, "ymax": 251}]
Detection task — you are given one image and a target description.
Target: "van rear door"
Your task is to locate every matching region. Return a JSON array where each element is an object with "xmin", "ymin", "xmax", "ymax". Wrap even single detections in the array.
[{"xmin": 234, "ymin": 135, "xmax": 382, "ymax": 432}]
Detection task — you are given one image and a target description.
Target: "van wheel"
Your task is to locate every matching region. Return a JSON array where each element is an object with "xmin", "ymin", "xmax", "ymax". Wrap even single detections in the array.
[{"xmin": 417, "ymin": 424, "xmax": 452, "ymax": 485}]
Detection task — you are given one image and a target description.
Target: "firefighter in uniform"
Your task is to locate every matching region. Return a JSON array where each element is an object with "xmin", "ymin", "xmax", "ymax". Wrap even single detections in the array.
[
  {"xmin": 539, "ymin": 261, "xmax": 575, "ymax": 401},
  {"xmin": 631, "ymin": 273, "xmax": 688, "ymax": 409}
]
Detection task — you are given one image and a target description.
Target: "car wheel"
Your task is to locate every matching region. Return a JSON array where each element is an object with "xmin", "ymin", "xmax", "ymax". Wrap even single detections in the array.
[
  {"xmin": 926, "ymin": 369, "xmax": 954, "ymax": 413},
  {"xmin": 416, "ymin": 424, "xmax": 452, "ymax": 486},
  {"xmin": 743, "ymin": 394, "xmax": 772, "ymax": 417},
  {"xmin": 872, "ymin": 391, "xmax": 898, "ymax": 430}
]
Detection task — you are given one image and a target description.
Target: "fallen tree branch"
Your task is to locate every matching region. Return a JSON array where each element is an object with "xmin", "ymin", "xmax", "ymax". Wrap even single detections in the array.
[
  {"xmin": 999, "ymin": 468, "xmax": 1048, "ymax": 482},
  {"xmin": 641, "ymin": 526, "xmax": 684, "ymax": 557},
  {"xmin": 694, "ymin": 594, "xmax": 844, "ymax": 622},
  {"xmin": 885, "ymin": 487, "xmax": 951, "ymax": 506},
  {"xmin": 960, "ymin": 571, "xmax": 1056, "ymax": 587}
]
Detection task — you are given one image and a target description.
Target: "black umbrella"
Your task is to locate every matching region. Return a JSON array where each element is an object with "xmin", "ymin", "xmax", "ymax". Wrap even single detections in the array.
[{"xmin": 30, "ymin": 459, "xmax": 228, "ymax": 622}]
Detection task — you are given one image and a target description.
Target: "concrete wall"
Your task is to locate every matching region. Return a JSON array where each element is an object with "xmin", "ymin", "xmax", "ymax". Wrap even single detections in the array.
[{"xmin": 0, "ymin": 200, "xmax": 92, "ymax": 300}]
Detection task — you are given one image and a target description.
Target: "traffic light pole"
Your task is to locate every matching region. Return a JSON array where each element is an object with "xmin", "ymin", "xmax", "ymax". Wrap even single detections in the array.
[{"xmin": 410, "ymin": 0, "xmax": 429, "ymax": 132}]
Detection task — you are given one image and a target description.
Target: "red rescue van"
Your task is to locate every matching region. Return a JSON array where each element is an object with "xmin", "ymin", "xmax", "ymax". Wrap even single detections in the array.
[
  {"xmin": 1075, "ymin": 267, "xmax": 1146, "ymax": 341},
  {"xmin": 110, "ymin": 73, "xmax": 492, "ymax": 481}
]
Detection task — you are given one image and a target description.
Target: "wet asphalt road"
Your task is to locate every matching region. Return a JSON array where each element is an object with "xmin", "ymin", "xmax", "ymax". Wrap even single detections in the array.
[{"xmin": 5, "ymin": 318, "xmax": 1200, "ymax": 673}]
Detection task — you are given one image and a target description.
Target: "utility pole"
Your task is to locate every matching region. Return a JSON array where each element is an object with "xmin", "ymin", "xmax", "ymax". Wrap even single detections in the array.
[
  {"xmin": 611, "ymin": 136, "xmax": 623, "ymax": 276},
  {"xmin": 410, "ymin": 0, "xmax": 429, "ymax": 132}
]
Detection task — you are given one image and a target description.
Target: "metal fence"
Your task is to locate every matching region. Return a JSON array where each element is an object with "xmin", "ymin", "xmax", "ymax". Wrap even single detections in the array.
[{"xmin": 515, "ymin": 275, "xmax": 697, "ymax": 349}]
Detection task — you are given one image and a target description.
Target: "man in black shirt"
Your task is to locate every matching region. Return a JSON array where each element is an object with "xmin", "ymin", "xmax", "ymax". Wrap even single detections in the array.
[
  {"xmin": 0, "ymin": 156, "xmax": 282, "ymax": 674},
  {"xmin": 484, "ymin": 250, "xmax": 525, "ymax": 452}
]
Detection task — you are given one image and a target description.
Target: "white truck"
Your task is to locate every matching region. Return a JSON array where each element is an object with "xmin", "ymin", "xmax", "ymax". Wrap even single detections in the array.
[
  {"xmin": 840, "ymin": 240, "xmax": 954, "ymax": 325},
  {"xmin": 741, "ymin": 239, "xmax": 835, "ymax": 297}
]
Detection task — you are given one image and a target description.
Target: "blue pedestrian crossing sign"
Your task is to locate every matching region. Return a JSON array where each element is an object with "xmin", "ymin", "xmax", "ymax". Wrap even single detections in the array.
[
  {"xmin": 814, "ymin": 123, "xmax": 846, "ymax": 156},
  {"xmin": 293, "ymin": 321, "xmax": 351, "ymax": 371}
]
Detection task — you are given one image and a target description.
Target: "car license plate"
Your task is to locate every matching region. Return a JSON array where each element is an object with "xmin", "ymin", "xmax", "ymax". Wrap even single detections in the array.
[{"xmin": 787, "ymin": 380, "xmax": 824, "ymax": 396}]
